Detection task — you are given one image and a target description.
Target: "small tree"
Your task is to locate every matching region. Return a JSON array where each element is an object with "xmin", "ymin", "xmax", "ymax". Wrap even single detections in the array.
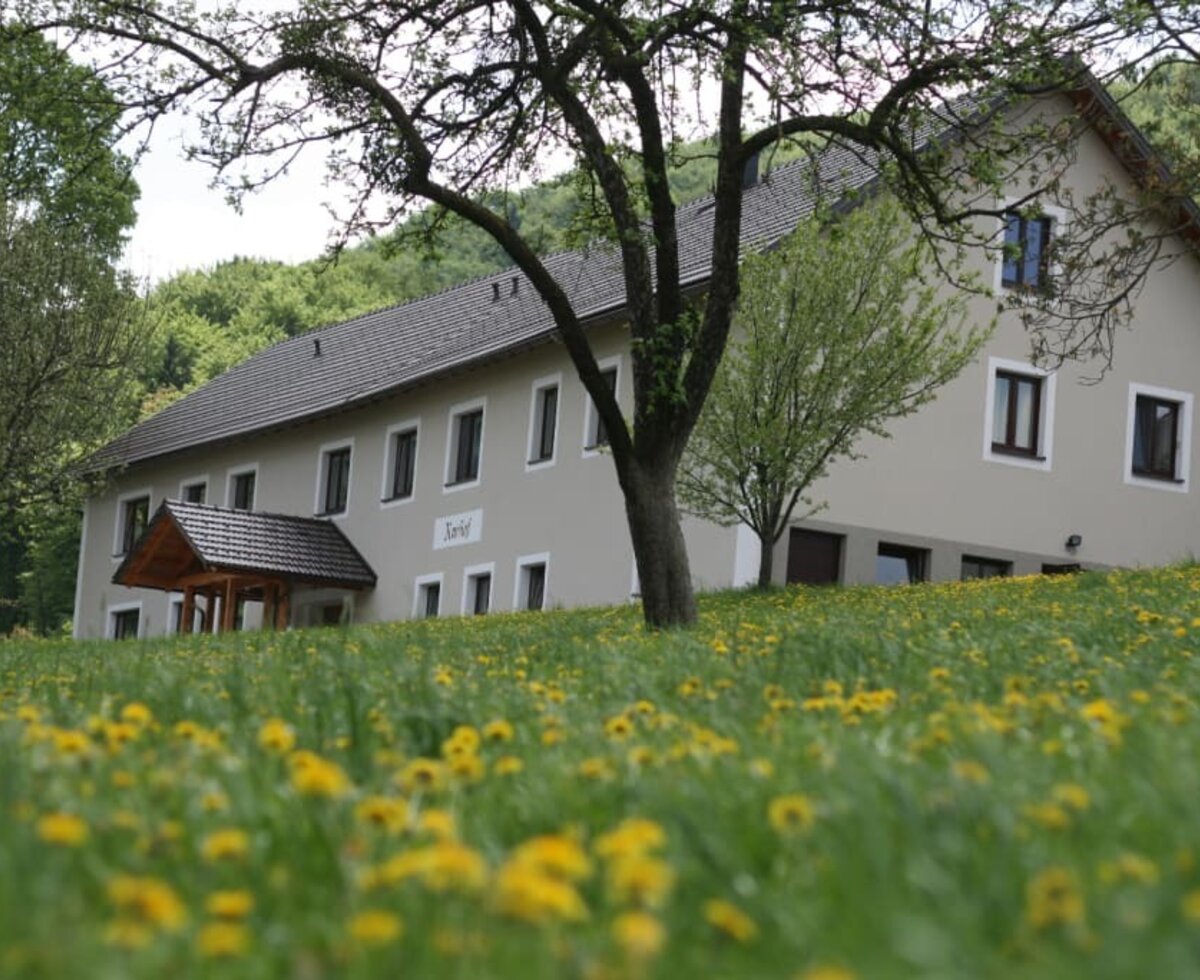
[{"xmin": 678, "ymin": 198, "xmax": 989, "ymax": 588}]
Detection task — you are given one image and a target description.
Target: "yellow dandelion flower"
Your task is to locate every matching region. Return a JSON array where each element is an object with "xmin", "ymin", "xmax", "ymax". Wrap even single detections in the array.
[
  {"xmin": 612, "ymin": 910, "xmax": 666, "ymax": 959},
  {"xmin": 768, "ymin": 793, "xmax": 816, "ymax": 834},
  {"xmin": 120, "ymin": 702, "xmax": 153, "ymax": 726},
  {"xmin": 1022, "ymin": 802, "xmax": 1072, "ymax": 831},
  {"xmin": 417, "ymin": 808, "xmax": 458, "ymax": 841},
  {"xmin": 397, "ymin": 757, "xmax": 446, "ymax": 794},
  {"xmin": 1181, "ymin": 889, "xmax": 1200, "ymax": 923},
  {"xmin": 704, "ymin": 898, "xmax": 757, "ymax": 943},
  {"xmin": 449, "ymin": 752, "xmax": 486, "ymax": 783},
  {"xmin": 482, "ymin": 719, "xmax": 514, "ymax": 742},
  {"xmin": 201, "ymin": 828, "xmax": 249, "ymax": 862},
  {"xmin": 951, "ymin": 760, "xmax": 990, "ymax": 785},
  {"xmin": 103, "ymin": 919, "xmax": 153, "ymax": 949},
  {"xmin": 205, "ymin": 890, "xmax": 254, "ymax": 919},
  {"xmin": 257, "ymin": 718, "xmax": 296, "ymax": 753},
  {"xmin": 605, "ymin": 715, "xmax": 635, "ymax": 740},
  {"xmin": 493, "ymin": 863, "xmax": 589, "ymax": 924},
  {"xmin": 512, "ymin": 834, "xmax": 593, "ymax": 881},
  {"xmin": 595, "ymin": 818, "xmax": 666, "ymax": 860},
  {"xmin": 289, "ymin": 752, "xmax": 351, "ymax": 798},
  {"xmin": 349, "ymin": 909, "xmax": 403, "ymax": 946},
  {"xmin": 111, "ymin": 770, "xmax": 135, "ymax": 789},
  {"xmin": 494, "ymin": 755, "xmax": 524, "ymax": 776},
  {"xmin": 36, "ymin": 812, "xmax": 88, "ymax": 847},
  {"xmin": 201, "ymin": 790, "xmax": 230, "ymax": 814},
  {"xmin": 1052, "ymin": 783, "xmax": 1091, "ymax": 812},
  {"xmin": 107, "ymin": 876, "xmax": 188, "ymax": 931},
  {"xmin": 578, "ymin": 757, "xmax": 614, "ymax": 780},
  {"xmin": 1026, "ymin": 866, "xmax": 1085, "ymax": 930},
  {"xmin": 607, "ymin": 855, "xmax": 675, "ymax": 907},
  {"xmin": 197, "ymin": 921, "xmax": 250, "ymax": 958},
  {"xmin": 441, "ymin": 725, "xmax": 480, "ymax": 758},
  {"xmin": 798, "ymin": 966, "xmax": 858, "ymax": 980},
  {"xmin": 355, "ymin": 796, "xmax": 409, "ymax": 834}
]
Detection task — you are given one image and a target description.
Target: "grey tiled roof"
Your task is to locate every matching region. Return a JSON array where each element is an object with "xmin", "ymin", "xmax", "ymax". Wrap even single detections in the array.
[
  {"xmin": 94, "ymin": 73, "xmax": 1183, "ymax": 473},
  {"xmin": 114, "ymin": 499, "xmax": 377, "ymax": 588},
  {"xmin": 91, "ymin": 140, "xmax": 884, "ymax": 471}
]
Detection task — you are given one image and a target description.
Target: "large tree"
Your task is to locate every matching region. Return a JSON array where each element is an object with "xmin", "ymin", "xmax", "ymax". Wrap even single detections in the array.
[
  {"xmin": 14, "ymin": 0, "xmax": 1177, "ymax": 625},
  {"xmin": 678, "ymin": 198, "xmax": 988, "ymax": 588}
]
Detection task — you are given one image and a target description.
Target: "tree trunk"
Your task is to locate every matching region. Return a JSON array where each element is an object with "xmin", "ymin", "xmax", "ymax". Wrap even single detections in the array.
[
  {"xmin": 757, "ymin": 531, "xmax": 775, "ymax": 590},
  {"xmin": 622, "ymin": 456, "xmax": 697, "ymax": 628}
]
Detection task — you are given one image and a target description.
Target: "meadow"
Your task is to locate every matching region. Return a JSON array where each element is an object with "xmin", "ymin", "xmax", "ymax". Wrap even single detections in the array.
[{"xmin": 2, "ymin": 566, "xmax": 1199, "ymax": 979}]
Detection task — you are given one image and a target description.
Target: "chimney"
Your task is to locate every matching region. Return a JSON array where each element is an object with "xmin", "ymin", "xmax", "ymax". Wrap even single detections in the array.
[
  {"xmin": 313, "ymin": 338, "xmax": 321, "ymax": 357},
  {"xmin": 742, "ymin": 151, "xmax": 760, "ymax": 189}
]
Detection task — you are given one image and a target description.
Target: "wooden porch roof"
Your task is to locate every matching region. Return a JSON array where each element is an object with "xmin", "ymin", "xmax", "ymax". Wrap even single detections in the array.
[{"xmin": 113, "ymin": 499, "xmax": 377, "ymax": 593}]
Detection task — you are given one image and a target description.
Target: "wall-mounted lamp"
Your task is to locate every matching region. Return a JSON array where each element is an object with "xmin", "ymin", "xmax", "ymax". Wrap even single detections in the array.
[{"xmin": 1065, "ymin": 533, "xmax": 1082, "ymax": 550}]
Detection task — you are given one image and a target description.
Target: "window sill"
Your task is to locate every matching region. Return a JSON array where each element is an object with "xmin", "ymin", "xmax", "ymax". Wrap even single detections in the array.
[
  {"xmin": 380, "ymin": 494, "xmax": 413, "ymax": 504},
  {"xmin": 444, "ymin": 478, "xmax": 479, "ymax": 488},
  {"xmin": 315, "ymin": 509, "xmax": 348, "ymax": 519},
  {"xmin": 990, "ymin": 445, "xmax": 1046, "ymax": 461},
  {"xmin": 1130, "ymin": 470, "xmax": 1184, "ymax": 485},
  {"xmin": 527, "ymin": 457, "xmax": 554, "ymax": 466}
]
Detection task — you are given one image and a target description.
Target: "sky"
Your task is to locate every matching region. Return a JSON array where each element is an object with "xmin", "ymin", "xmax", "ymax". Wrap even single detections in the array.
[{"xmin": 124, "ymin": 121, "xmax": 347, "ymax": 283}]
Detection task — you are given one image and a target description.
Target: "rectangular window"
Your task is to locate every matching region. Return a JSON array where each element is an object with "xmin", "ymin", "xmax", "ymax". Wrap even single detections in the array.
[
  {"xmin": 876, "ymin": 543, "xmax": 928, "ymax": 585},
  {"xmin": 231, "ymin": 470, "xmax": 256, "ymax": 511},
  {"xmin": 182, "ymin": 482, "xmax": 206, "ymax": 504},
  {"xmin": 961, "ymin": 555, "xmax": 1012, "ymax": 580},
  {"xmin": 390, "ymin": 428, "xmax": 417, "ymax": 500},
  {"xmin": 1132, "ymin": 395, "xmax": 1181, "ymax": 480},
  {"xmin": 589, "ymin": 368, "xmax": 619, "ymax": 448},
  {"xmin": 469, "ymin": 572, "xmax": 492, "ymax": 615},
  {"xmin": 450, "ymin": 408, "xmax": 484, "ymax": 485},
  {"xmin": 120, "ymin": 496, "xmax": 150, "ymax": 555},
  {"xmin": 319, "ymin": 446, "xmax": 352, "ymax": 515},
  {"xmin": 415, "ymin": 576, "xmax": 442, "ymax": 619},
  {"xmin": 992, "ymin": 371, "xmax": 1042, "ymax": 456},
  {"xmin": 523, "ymin": 563, "xmax": 546, "ymax": 611},
  {"xmin": 1001, "ymin": 212, "xmax": 1052, "ymax": 290},
  {"xmin": 532, "ymin": 385, "xmax": 558, "ymax": 463},
  {"xmin": 111, "ymin": 607, "xmax": 140, "ymax": 640}
]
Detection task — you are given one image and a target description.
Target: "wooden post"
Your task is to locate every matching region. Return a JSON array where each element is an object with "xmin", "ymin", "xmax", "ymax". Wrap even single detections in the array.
[
  {"xmin": 203, "ymin": 590, "xmax": 216, "ymax": 633},
  {"xmin": 262, "ymin": 582, "xmax": 276, "ymax": 632},
  {"xmin": 181, "ymin": 586, "xmax": 195, "ymax": 635},
  {"xmin": 275, "ymin": 588, "xmax": 290, "ymax": 631},
  {"xmin": 221, "ymin": 578, "xmax": 237, "ymax": 633}
]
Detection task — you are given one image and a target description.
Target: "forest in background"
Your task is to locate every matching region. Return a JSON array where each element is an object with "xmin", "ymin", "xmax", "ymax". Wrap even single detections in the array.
[{"xmin": 2, "ymin": 66, "xmax": 1197, "ymax": 636}]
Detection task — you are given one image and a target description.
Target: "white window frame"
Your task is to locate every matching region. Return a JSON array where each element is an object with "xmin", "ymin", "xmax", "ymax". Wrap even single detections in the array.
[
  {"xmin": 112, "ymin": 487, "xmax": 153, "ymax": 558},
  {"xmin": 1124, "ymin": 381, "xmax": 1193, "ymax": 494},
  {"xmin": 177, "ymin": 474, "xmax": 209, "ymax": 504},
  {"xmin": 513, "ymin": 552, "xmax": 551, "ymax": 611},
  {"xmin": 381, "ymin": 418, "xmax": 421, "ymax": 508},
  {"xmin": 993, "ymin": 201, "xmax": 1067, "ymax": 296},
  {"xmin": 413, "ymin": 572, "xmax": 444, "ymax": 619},
  {"xmin": 461, "ymin": 561, "xmax": 496, "ymax": 616},
  {"xmin": 981, "ymin": 356, "xmax": 1056, "ymax": 472},
  {"xmin": 525, "ymin": 373, "xmax": 562, "ymax": 472},
  {"xmin": 166, "ymin": 592, "xmax": 207, "ymax": 634},
  {"xmin": 313, "ymin": 437, "xmax": 355, "ymax": 519},
  {"xmin": 582, "ymin": 355, "xmax": 621, "ymax": 458},
  {"xmin": 225, "ymin": 463, "xmax": 259, "ymax": 511},
  {"xmin": 444, "ymin": 397, "xmax": 487, "ymax": 493},
  {"xmin": 107, "ymin": 600, "xmax": 144, "ymax": 640}
]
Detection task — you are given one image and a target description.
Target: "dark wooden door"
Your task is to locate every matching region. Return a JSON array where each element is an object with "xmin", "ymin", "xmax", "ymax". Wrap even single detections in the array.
[{"xmin": 787, "ymin": 529, "xmax": 843, "ymax": 585}]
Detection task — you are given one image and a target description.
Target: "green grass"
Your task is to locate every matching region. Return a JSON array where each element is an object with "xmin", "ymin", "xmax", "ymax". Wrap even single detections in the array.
[{"xmin": 2, "ymin": 567, "xmax": 1200, "ymax": 979}]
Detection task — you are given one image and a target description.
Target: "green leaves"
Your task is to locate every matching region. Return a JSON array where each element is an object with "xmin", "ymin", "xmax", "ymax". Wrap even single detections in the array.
[{"xmin": 679, "ymin": 197, "xmax": 990, "ymax": 585}]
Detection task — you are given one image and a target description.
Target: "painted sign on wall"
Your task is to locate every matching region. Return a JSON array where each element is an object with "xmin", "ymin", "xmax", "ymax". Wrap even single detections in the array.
[{"xmin": 433, "ymin": 508, "xmax": 483, "ymax": 550}]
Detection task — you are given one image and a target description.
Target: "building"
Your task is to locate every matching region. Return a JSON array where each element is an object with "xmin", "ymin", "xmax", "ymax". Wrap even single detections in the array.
[{"xmin": 74, "ymin": 75, "xmax": 1200, "ymax": 639}]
